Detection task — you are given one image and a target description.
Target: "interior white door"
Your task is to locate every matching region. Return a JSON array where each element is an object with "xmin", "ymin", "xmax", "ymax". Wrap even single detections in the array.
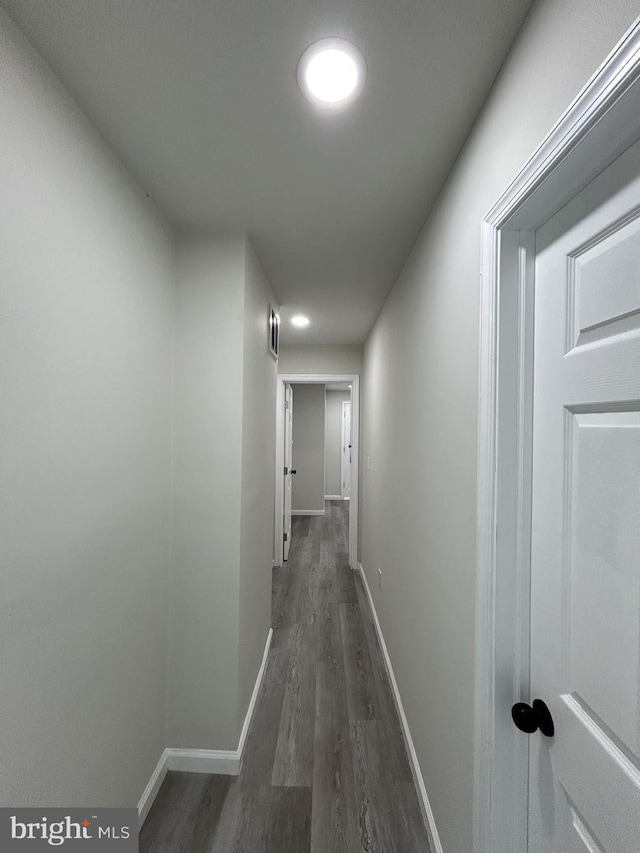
[
  {"xmin": 529, "ymin": 137, "xmax": 640, "ymax": 852},
  {"xmin": 341, "ymin": 400, "xmax": 352, "ymax": 499},
  {"xmin": 283, "ymin": 383, "xmax": 293, "ymax": 562}
]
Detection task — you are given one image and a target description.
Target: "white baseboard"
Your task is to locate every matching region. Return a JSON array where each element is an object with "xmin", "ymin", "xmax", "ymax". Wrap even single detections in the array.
[
  {"xmin": 166, "ymin": 747, "xmax": 240, "ymax": 774},
  {"xmin": 324, "ymin": 494, "xmax": 343, "ymax": 500},
  {"xmin": 291, "ymin": 509, "xmax": 325, "ymax": 516},
  {"xmin": 236, "ymin": 627, "xmax": 273, "ymax": 762},
  {"xmin": 137, "ymin": 751, "xmax": 168, "ymax": 826},
  {"xmin": 138, "ymin": 628, "xmax": 273, "ymax": 825},
  {"xmin": 137, "ymin": 747, "xmax": 239, "ymax": 827},
  {"xmin": 356, "ymin": 564, "xmax": 444, "ymax": 853}
]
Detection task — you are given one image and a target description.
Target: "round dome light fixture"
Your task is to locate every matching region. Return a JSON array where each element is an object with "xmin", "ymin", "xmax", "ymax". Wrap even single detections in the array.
[
  {"xmin": 297, "ymin": 38, "xmax": 366, "ymax": 109},
  {"xmin": 291, "ymin": 314, "xmax": 311, "ymax": 328}
]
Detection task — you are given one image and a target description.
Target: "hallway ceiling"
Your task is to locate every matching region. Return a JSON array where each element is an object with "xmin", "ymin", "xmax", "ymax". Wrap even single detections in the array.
[{"xmin": 2, "ymin": 0, "xmax": 533, "ymax": 344}]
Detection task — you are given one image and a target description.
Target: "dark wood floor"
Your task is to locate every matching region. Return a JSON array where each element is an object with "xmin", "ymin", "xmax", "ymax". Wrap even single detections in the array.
[{"xmin": 140, "ymin": 501, "xmax": 431, "ymax": 852}]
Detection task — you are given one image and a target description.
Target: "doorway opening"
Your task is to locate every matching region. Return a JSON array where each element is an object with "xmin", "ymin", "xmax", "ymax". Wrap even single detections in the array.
[{"xmin": 274, "ymin": 374, "xmax": 359, "ymax": 568}]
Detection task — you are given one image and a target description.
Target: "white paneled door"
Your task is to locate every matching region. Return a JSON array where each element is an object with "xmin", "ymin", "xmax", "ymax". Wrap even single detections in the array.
[
  {"xmin": 529, "ymin": 137, "xmax": 640, "ymax": 851},
  {"xmin": 341, "ymin": 400, "xmax": 352, "ymax": 500},
  {"xmin": 283, "ymin": 383, "xmax": 293, "ymax": 562}
]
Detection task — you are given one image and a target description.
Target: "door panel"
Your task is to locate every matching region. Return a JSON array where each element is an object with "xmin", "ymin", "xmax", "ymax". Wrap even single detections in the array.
[
  {"xmin": 530, "ymin": 137, "xmax": 640, "ymax": 852},
  {"xmin": 569, "ymin": 412, "xmax": 640, "ymax": 753},
  {"xmin": 573, "ymin": 216, "xmax": 640, "ymax": 346}
]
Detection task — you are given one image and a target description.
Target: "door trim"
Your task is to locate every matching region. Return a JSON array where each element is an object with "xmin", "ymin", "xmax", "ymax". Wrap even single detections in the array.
[
  {"xmin": 474, "ymin": 18, "xmax": 640, "ymax": 853},
  {"xmin": 274, "ymin": 374, "xmax": 360, "ymax": 568}
]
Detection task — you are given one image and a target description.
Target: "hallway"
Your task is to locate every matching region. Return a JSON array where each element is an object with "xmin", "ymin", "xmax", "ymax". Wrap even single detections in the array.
[{"xmin": 140, "ymin": 501, "xmax": 430, "ymax": 851}]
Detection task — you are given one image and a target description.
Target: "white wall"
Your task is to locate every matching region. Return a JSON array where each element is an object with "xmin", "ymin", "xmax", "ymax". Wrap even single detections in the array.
[
  {"xmin": 325, "ymin": 391, "xmax": 350, "ymax": 497},
  {"xmin": 361, "ymin": 2, "xmax": 639, "ymax": 851},
  {"xmin": 2, "ymin": 4, "xmax": 275, "ymax": 801},
  {"xmin": 0, "ymin": 9, "xmax": 174, "ymax": 807},
  {"xmin": 291, "ymin": 384, "xmax": 326, "ymax": 513},
  {"xmin": 278, "ymin": 344, "xmax": 363, "ymax": 376},
  {"xmin": 170, "ymin": 235, "xmax": 277, "ymax": 749},
  {"xmin": 169, "ymin": 235, "xmax": 245, "ymax": 749},
  {"xmin": 238, "ymin": 241, "xmax": 278, "ymax": 717}
]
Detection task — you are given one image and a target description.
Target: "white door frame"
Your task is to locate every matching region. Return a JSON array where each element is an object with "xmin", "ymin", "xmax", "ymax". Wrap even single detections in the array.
[
  {"xmin": 474, "ymin": 19, "xmax": 640, "ymax": 853},
  {"xmin": 275, "ymin": 374, "xmax": 360, "ymax": 568}
]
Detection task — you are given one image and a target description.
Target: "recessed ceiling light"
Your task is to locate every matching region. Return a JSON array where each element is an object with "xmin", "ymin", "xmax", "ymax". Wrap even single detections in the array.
[
  {"xmin": 291, "ymin": 315, "xmax": 311, "ymax": 328},
  {"xmin": 297, "ymin": 38, "xmax": 366, "ymax": 108}
]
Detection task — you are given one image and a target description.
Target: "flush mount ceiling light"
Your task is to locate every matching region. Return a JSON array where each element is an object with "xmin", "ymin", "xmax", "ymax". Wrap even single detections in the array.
[
  {"xmin": 291, "ymin": 314, "xmax": 311, "ymax": 328},
  {"xmin": 297, "ymin": 38, "xmax": 366, "ymax": 109}
]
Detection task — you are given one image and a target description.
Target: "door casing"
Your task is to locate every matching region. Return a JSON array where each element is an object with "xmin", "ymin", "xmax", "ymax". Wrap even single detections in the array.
[
  {"xmin": 474, "ymin": 18, "xmax": 640, "ymax": 853},
  {"xmin": 274, "ymin": 374, "xmax": 360, "ymax": 568}
]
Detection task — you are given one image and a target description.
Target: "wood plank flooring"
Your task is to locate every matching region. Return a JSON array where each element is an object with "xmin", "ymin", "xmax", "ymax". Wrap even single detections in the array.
[{"xmin": 140, "ymin": 501, "xmax": 431, "ymax": 852}]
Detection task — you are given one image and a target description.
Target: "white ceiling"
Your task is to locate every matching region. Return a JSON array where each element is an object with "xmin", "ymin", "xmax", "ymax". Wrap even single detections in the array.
[{"xmin": 2, "ymin": 0, "xmax": 533, "ymax": 344}]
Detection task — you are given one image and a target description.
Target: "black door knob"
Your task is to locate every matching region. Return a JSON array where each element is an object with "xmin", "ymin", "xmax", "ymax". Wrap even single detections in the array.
[
  {"xmin": 291, "ymin": 469, "xmax": 297, "ymax": 474},
  {"xmin": 511, "ymin": 699, "xmax": 555, "ymax": 737}
]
